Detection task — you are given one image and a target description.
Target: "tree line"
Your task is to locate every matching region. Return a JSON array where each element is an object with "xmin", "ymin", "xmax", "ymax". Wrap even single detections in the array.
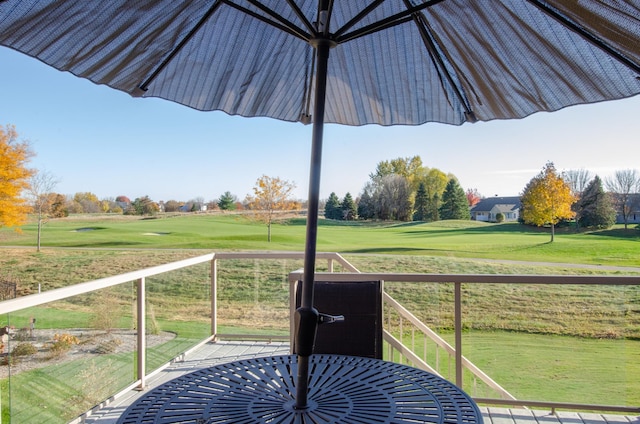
[
  {"xmin": 2, "ymin": 124, "xmax": 638, "ymax": 246},
  {"xmin": 321, "ymin": 157, "xmax": 638, "ymax": 244},
  {"xmin": 1, "ymin": 125, "xmax": 307, "ymax": 244},
  {"xmin": 325, "ymin": 155, "xmax": 471, "ymax": 222},
  {"xmin": 521, "ymin": 162, "xmax": 640, "ymax": 241}
]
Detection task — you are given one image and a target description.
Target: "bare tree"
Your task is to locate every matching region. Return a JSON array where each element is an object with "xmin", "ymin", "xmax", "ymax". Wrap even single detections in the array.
[
  {"xmin": 28, "ymin": 170, "xmax": 59, "ymax": 251},
  {"xmin": 246, "ymin": 175, "xmax": 297, "ymax": 242},
  {"xmin": 605, "ymin": 169, "xmax": 640, "ymax": 229},
  {"xmin": 564, "ymin": 169, "xmax": 593, "ymax": 197}
]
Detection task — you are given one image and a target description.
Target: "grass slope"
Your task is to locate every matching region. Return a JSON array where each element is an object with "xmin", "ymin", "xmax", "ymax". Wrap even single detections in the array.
[{"xmin": 2, "ymin": 214, "xmax": 640, "ymax": 266}]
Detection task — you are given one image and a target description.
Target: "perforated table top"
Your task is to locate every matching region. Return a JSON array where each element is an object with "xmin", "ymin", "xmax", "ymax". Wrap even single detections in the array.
[{"xmin": 117, "ymin": 354, "xmax": 483, "ymax": 423}]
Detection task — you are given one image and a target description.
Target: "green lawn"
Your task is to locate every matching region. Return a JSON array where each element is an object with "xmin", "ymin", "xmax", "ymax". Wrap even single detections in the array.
[
  {"xmin": 386, "ymin": 331, "xmax": 640, "ymax": 406},
  {"xmin": 2, "ymin": 214, "xmax": 640, "ymax": 266},
  {"xmin": 458, "ymin": 332, "xmax": 640, "ymax": 405}
]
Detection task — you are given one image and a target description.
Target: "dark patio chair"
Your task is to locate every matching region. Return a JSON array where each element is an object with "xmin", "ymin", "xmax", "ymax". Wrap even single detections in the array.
[{"xmin": 292, "ymin": 280, "xmax": 383, "ymax": 359}]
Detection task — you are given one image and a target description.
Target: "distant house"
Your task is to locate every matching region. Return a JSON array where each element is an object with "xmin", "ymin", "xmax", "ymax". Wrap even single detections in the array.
[
  {"xmin": 471, "ymin": 196, "xmax": 521, "ymax": 222},
  {"xmin": 612, "ymin": 193, "xmax": 640, "ymax": 224}
]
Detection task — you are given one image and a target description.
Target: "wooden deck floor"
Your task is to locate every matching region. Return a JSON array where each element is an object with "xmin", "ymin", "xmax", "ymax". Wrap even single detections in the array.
[{"xmin": 82, "ymin": 340, "xmax": 639, "ymax": 424}]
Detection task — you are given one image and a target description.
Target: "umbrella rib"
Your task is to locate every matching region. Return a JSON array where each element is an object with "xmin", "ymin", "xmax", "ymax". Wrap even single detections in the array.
[
  {"xmin": 333, "ymin": 0, "xmax": 386, "ymax": 38},
  {"xmin": 336, "ymin": 0, "xmax": 446, "ymax": 44},
  {"xmin": 138, "ymin": 1, "xmax": 224, "ymax": 92},
  {"xmin": 408, "ymin": 4, "xmax": 477, "ymax": 121},
  {"xmin": 526, "ymin": 0, "xmax": 640, "ymax": 74},
  {"xmin": 284, "ymin": 0, "xmax": 316, "ymax": 35},
  {"xmin": 227, "ymin": 0, "xmax": 311, "ymax": 42}
]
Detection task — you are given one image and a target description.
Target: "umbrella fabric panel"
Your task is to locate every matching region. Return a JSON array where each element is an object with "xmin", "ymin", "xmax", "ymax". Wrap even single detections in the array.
[
  {"xmin": 418, "ymin": 1, "xmax": 640, "ymax": 122},
  {"xmin": 1, "ymin": 0, "xmax": 639, "ymax": 127},
  {"xmin": 0, "ymin": 1, "xmax": 315, "ymax": 122},
  {"xmin": 324, "ymin": 27, "xmax": 468, "ymax": 126},
  {"xmin": 145, "ymin": 6, "xmax": 313, "ymax": 121},
  {"xmin": 0, "ymin": 2, "xmax": 210, "ymax": 90}
]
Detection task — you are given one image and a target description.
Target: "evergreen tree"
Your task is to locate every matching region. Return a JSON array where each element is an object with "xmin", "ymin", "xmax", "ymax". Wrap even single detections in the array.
[
  {"xmin": 575, "ymin": 176, "xmax": 616, "ymax": 229},
  {"xmin": 341, "ymin": 193, "xmax": 357, "ymax": 221},
  {"xmin": 357, "ymin": 190, "xmax": 375, "ymax": 220},
  {"xmin": 324, "ymin": 192, "xmax": 341, "ymax": 220},
  {"xmin": 217, "ymin": 191, "xmax": 237, "ymax": 210},
  {"xmin": 413, "ymin": 182, "xmax": 428, "ymax": 221},
  {"xmin": 438, "ymin": 179, "xmax": 471, "ymax": 220}
]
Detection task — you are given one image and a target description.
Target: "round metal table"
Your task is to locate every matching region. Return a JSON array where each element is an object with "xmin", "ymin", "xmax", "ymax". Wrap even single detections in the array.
[{"xmin": 117, "ymin": 354, "xmax": 483, "ymax": 423}]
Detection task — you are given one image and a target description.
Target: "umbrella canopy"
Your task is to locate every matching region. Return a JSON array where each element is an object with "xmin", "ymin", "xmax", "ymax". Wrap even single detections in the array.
[
  {"xmin": 2, "ymin": 0, "xmax": 639, "ymax": 411},
  {"xmin": 1, "ymin": 1, "xmax": 638, "ymax": 126}
]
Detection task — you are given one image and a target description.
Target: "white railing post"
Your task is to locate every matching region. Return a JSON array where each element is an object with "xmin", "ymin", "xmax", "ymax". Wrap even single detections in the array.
[
  {"xmin": 211, "ymin": 257, "xmax": 217, "ymax": 338},
  {"xmin": 137, "ymin": 277, "xmax": 146, "ymax": 390},
  {"xmin": 455, "ymin": 282, "xmax": 463, "ymax": 388}
]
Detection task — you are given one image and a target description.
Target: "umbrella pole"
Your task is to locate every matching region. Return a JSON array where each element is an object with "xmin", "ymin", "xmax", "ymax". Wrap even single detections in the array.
[{"xmin": 295, "ymin": 37, "xmax": 331, "ymax": 410}]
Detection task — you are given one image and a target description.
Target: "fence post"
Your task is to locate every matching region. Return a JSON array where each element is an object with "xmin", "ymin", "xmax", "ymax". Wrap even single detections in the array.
[
  {"xmin": 454, "ymin": 282, "xmax": 462, "ymax": 388},
  {"xmin": 137, "ymin": 277, "xmax": 146, "ymax": 390},
  {"xmin": 211, "ymin": 258, "xmax": 217, "ymax": 338}
]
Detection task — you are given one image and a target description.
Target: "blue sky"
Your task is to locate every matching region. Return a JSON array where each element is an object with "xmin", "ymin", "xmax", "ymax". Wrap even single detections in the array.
[{"xmin": 2, "ymin": 46, "xmax": 639, "ymax": 203}]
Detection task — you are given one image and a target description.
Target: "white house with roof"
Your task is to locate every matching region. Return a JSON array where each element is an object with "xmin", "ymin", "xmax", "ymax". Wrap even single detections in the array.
[{"xmin": 470, "ymin": 196, "xmax": 521, "ymax": 222}]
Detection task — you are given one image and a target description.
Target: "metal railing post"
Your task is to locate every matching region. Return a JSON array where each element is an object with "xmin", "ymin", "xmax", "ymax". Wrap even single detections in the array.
[
  {"xmin": 137, "ymin": 277, "xmax": 146, "ymax": 389},
  {"xmin": 455, "ymin": 282, "xmax": 463, "ymax": 388},
  {"xmin": 211, "ymin": 257, "xmax": 217, "ymax": 338}
]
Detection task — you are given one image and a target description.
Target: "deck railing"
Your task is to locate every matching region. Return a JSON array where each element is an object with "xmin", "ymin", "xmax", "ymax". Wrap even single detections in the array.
[
  {"xmin": 0, "ymin": 251, "xmax": 638, "ymax": 423},
  {"xmin": 288, "ymin": 270, "xmax": 640, "ymax": 415}
]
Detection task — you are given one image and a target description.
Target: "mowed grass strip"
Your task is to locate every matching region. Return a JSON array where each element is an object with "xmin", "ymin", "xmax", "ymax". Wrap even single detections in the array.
[{"xmin": 2, "ymin": 214, "xmax": 640, "ymax": 266}]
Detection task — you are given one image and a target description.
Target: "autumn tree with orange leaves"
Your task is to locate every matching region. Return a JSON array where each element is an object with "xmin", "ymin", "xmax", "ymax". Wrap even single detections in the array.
[
  {"xmin": 246, "ymin": 175, "xmax": 298, "ymax": 242},
  {"xmin": 0, "ymin": 124, "xmax": 34, "ymax": 231},
  {"xmin": 520, "ymin": 162, "xmax": 575, "ymax": 242}
]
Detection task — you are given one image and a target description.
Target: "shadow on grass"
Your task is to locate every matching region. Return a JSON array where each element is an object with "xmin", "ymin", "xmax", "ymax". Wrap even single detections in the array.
[
  {"xmin": 73, "ymin": 227, "xmax": 107, "ymax": 232},
  {"xmin": 287, "ymin": 218, "xmax": 417, "ymax": 228},
  {"xmin": 341, "ymin": 247, "xmax": 449, "ymax": 254},
  {"xmin": 585, "ymin": 228, "xmax": 640, "ymax": 239},
  {"xmin": 60, "ymin": 241, "xmax": 146, "ymax": 247}
]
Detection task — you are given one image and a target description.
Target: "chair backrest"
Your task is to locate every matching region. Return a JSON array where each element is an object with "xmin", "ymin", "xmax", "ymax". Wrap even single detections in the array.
[{"xmin": 293, "ymin": 280, "xmax": 383, "ymax": 359}]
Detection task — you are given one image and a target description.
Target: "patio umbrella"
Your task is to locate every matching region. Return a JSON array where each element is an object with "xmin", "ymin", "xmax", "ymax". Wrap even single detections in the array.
[{"xmin": 1, "ymin": 0, "xmax": 639, "ymax": 411}]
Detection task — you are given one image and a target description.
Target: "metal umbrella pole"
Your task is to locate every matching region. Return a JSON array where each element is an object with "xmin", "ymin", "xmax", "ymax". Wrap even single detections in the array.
[{"xmin": 294, "ymin": 3, "xmax": 333, "ymax": 410}]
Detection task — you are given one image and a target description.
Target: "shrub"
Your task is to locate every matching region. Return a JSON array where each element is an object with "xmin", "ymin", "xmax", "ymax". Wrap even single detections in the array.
[
  {"xmin": 12, "ymin": 328, "xmax": 31, "ymax": 341},
  {"xmin": 90, "ymin": 292, "xmax": 122, "ymax": 333},
  {"xmin": 94, "ymin": 338, "xmax": 122, "ymax": 354},
  {"xmin": 495, "ymin": 212, "xmax": 505, "ymax": 223},
  {"xmin": 147, "ymin": 304, "xmax": 160, "ymax": 335},
  {"xmin": 48, "ymin": 333, "xmax": 79, "ymax": 358},
  {"xmin": 12, "ymin": 342, "xmax": 37, "ymax": 357},
  {"xmin": 3, "ymin": 342, "xmax": 38, "ymax": 365}
]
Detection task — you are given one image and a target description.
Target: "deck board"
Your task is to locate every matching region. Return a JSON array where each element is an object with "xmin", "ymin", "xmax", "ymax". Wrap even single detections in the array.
[
  {"xmin": 482, "ymin": 407, "xmax": 517, "ymax": 423},
  {"xmin": 556, "ymin": 411, "xmax": 589, "ymax": 424},
  {"xmin": 81, "ymin": 340, "xmax": 640, "ymax": 424},
  {"xmin": 602, "ymin": 413, "xmax": 638, "ymax": 423},
  {"xmin": 534, "ymin": 409, "xmax": 563, "ymax": 423}
]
